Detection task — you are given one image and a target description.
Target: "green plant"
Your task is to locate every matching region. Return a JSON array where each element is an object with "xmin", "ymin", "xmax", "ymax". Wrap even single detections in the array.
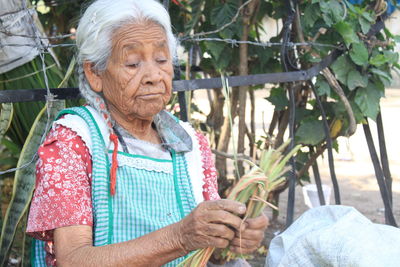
[
  {"xmin": 178, "ymin": 140, "xmax": 301, "ymax": 266},
  {"xmin": 171, "ymin": 0, "xmax": 399, "ymax": 201}
]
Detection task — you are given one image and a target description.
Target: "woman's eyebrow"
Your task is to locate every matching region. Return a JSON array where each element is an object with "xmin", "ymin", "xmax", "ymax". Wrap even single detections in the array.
[
  {"xmin": 153, "ymin": 40, "xmax": 167, "ymax": 48},
  {"xmin": 122, "ymin": 42, "xmax": 143, "ymax": 51}
]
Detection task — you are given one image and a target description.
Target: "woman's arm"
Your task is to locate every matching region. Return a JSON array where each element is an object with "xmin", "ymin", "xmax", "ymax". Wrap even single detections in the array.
[
  {"xmin": 54, "ymin": 224, "xmax": 183, "ymax": 267},
  {"xmin": 54, "ymin": 199, "xmax": 247, "ymax": 267}
]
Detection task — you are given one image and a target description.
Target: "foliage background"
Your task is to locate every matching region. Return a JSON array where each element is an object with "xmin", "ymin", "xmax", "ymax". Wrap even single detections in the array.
[{"xmin": 0, "ymin": 0, "xmax": 399, "ymax": 264}]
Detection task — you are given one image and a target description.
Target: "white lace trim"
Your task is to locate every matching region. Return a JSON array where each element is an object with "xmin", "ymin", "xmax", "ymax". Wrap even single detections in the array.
[
  {"xmin": 179, "ymin": 121, "xmax": 205, "ymax": 204},
  {"xmin": 114, "ymin": 153, "xmax": 173, "ymax": 174}
]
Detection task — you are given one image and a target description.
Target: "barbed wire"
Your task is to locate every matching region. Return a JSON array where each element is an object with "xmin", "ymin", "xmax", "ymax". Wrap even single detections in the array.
[
  {"xmin": 0, "ymin": 7, "xmax": 35, "ymax": 17},
  {"xmin": 0, "ymin": 30, "xmax": 75, "ymax": 40},
  {"xmin": 1, "ymin": 39, "xmax": 342, "ymax": 50},
  {"xmin": 0, "ymin": 43, "xmax": 75, "ymax": 48},
  {"xmin": 182, "ymin": 37, "xmax": 343, "ymax": 49}
]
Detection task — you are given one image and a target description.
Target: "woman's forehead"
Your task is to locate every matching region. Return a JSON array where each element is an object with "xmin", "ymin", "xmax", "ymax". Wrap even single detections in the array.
[{"xmin": 112, "ymin": 21, "xmax": 167, "ymax": 50}]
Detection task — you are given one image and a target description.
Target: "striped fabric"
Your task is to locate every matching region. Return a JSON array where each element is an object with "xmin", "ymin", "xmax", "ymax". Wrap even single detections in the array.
[{"xmin": 33, "ymin": 106, "xmax": 198, "ymax": 266}]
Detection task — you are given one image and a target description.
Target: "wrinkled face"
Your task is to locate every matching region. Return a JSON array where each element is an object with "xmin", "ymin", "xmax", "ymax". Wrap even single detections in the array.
[{"xmin": 95, "ymin": 21, "xmax": 174, "ymax": 121}]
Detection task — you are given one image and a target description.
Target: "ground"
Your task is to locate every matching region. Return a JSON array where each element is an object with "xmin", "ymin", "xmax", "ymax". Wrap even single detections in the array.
[{"xmin": 193, "ymin": 88, "xmax": 400, "ymax": 266}]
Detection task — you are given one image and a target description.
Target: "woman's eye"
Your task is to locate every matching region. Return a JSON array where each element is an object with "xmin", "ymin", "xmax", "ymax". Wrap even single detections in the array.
[
  {"xmin": 156, "ymin": 58, "xmax": 168, "ymax": 64},
  {"xmin": 127, "ymin": 62, "xmax": 140, "ymax": 68}
]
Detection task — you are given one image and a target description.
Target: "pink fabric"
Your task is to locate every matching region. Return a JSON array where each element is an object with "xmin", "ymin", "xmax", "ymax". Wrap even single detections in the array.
[
  {"xmin": 27, "ymin": 124, "xmax": 219, "ymax": 266},
  {"xmin": 196, "ymin": 132, "xmax": 220, "ymax": 201}
]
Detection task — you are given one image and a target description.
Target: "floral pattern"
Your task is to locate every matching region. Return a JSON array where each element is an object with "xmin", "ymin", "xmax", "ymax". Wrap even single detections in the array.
[
  {"xmin": 195, "ymin": 132, "xmax": 220, "ymax": 201},
  {"xmin": 27, "ymin": 125, "xmax": 93, "ymax": 266}
]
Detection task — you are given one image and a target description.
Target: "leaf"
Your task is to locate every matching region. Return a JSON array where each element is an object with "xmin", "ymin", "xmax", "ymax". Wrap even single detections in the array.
[
  {"xmin": 361, "ymin": 11, "xmax": 375, "ymax": 23},
  {"xmin": 0, "ymin": 103, "xmax": 13, "ymax": 141},
  {"xmin": 369, "ymin": 54, "xmax": 388, "ymax": 66},
  {"xmin": 331, "ymin": 55, "xmax": 354, "ymax": 84},
  {"xmin": 266, "ymin": 87, "xmax": 288, "ymax": 111},
  {"xmin": 349, "ymin": 43, "xmax": 369, "ymax": 66},
  {"xmin": 334, "ymin": 21, "xmax": 360, "ymax": 47},
  {"xmin": 315, "ymin": 77, "xmax": 331, "ymax": 97},
  {"xmin": 205, "ymin": 41, "xmax": 225, "ymax": 60},
  {"xmin": 383, "ymin": 51, "xmax": 399, "ymax": 65},
  {"xmin": 394, "ymin": 35, "xmax": 400, "ymax": 43},
  {"xmin": 370, "ymin": 68, "xmax": 392, "ymax": 87},
  {"xmin": 210, "ymin": 1, "xmax": 238, "ymax": 28},
  {"xmin": 0, "ymin": 100, "xmax": 65, "ymax": 265},
  {"xmin": 322, "ymin": 12, "xmax": 334, "ymax": 26},
  {"xmin": 57, "ymin": 56, "xmax": 76, "ymax": 88},
  {"xmin": 204, "ymin": 41, "xmax": 232, "ymax": 70},
  {"xmin": 184, "ymin": 0, "xmax": 205, "ymax": 34},
  {"xmin": 303, "ymin": 4, "xmax": 320, "ymax": 28},
  {"xmin": 0, "ymin": 157, "xmax": 18, "ymax": 167},
  {"xmin": 22, "ymin": 235, "xmax": 32, "ymax": 267},
  {"xmin": 354, "ymin": 82, "xmax": 382, "ymax": 120},
  {"xmin": 329, "ymin": 0, "xmax": 345, "ymax": 23},
  {"xmin": 370, "ymin": 68, "xmax": 391, "ymax": 80},
  {"xmin": 347, "ymin": 69, "xmax": 368, "ymax": 90},
  {"xmin": 1, "ymin": 138, "xmax": 20, "ymax": 157},
  {"xmin": 358, "ymin": 16, "xmax": 371, "ymax": 34},
  {"xmin": 295, "ymin": 120, "xmax": 325, "ymax": 145}
]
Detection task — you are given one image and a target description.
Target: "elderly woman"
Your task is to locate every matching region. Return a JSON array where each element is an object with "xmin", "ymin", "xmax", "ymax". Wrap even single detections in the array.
[{"xmin": 26, "ymin": 0, "xmax": 268, "ymax": 266}]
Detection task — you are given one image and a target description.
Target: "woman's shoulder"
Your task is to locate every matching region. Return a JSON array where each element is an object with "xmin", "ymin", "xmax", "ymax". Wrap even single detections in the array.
[{"xmin": 54, "ymin": 106, "xmax": 110, "ymax": 153}]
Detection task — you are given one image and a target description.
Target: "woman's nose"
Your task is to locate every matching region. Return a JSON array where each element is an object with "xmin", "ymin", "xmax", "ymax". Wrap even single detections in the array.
[{"xmin": 141, "ymin": 62, "xmax": 162, "ymax": 85}]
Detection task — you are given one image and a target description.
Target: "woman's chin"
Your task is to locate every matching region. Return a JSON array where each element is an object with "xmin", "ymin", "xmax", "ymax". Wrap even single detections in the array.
[{"xmin": 130, "ymin": 107, "xmax": 164, "ymax": 120}]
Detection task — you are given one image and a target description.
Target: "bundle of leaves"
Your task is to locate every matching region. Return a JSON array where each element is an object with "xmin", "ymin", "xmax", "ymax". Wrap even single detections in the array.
[{"xmin": 178, "ymin": 140, "xmax": 301, "ymax": 266}]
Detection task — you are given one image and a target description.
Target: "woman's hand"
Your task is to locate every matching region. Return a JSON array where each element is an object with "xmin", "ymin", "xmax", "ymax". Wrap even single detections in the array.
[
  {"xmin": 230, "ymin": 214, "xmax": 269, "ymax": 254},
  {"xmin": 175, "ymin": 199, "xmax": 247, "ymax": 254}
]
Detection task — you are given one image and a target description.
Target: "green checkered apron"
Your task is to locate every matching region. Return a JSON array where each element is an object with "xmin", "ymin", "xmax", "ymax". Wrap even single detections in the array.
[{"xmin": 32, "ymin": 106, "xmax": 197, "ymax": 266}]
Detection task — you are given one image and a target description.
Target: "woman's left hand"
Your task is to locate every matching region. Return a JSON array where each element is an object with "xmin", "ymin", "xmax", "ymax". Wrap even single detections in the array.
[{"xmin": 229, "ymin": 214, "xmax": 269, "ymax": 254}]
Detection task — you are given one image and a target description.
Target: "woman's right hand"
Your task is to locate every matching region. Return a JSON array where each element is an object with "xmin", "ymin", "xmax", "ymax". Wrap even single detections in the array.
[{"xmin": 175, "ymin": 199, "xmax": 247, "ymax": 254}]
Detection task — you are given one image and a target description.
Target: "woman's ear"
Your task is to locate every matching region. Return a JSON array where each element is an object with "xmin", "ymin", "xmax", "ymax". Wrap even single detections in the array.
[{"xmin": 83, "ymin": 61, "xmax": 103, "ymax": 93}]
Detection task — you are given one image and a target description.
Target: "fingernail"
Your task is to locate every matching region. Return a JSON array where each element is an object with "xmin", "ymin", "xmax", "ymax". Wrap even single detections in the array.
[{"xmin": 239, "ymin": 205, "xmax": 246, "ymax": 213}]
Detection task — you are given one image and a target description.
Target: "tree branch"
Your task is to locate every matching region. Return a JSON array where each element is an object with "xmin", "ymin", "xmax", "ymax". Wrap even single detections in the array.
[{"xmin": 322, "ymin": 68, "xmax": 357, "ymax": 136}]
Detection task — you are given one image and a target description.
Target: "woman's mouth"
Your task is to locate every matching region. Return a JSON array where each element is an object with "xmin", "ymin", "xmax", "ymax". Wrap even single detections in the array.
[{"xmin": 137, "ymin": 93, "xmax": 163, "ymax": 100}]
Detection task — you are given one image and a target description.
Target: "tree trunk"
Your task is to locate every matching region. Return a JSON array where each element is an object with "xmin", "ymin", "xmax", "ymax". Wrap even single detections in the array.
[
  {"xmin": 249, "ymin": 88, "xmax": 256, "ymax": 158},
  {"xmin": 207, "ymin": 88, "xmax": 225, "ymax": 145},
  {"xmin": 216, "ymin": 87, "xmax": 239, "ymax": 196},
  {"xmin": 237, "ymin": 0, "xmax": 259, "ymax": 177}
]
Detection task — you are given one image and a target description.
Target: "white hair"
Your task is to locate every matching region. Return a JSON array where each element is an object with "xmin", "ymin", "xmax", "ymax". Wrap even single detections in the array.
[{"xmin": 75, "ymin": 0, "xmax": 177, "ymax": 129}]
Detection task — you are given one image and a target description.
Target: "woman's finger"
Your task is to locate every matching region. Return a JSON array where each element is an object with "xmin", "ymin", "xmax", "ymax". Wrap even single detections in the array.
[
  {"xmin": 204, "ymin": 199, "xmax": 247, "ymax": 216},
  {"xmin": 201, "ymin": 223, "xmax": 235, "ymax": 241},
  {"xmin": 206, "ymin": 209, "xmax": 246, "ymax": 232},
  {"xmin": 244, "ymin": 214, "xmax": 269, "ymax": 230},
  {"xmin": 234, "ymin": 228, "xmax": 265, "ymax": 240}
]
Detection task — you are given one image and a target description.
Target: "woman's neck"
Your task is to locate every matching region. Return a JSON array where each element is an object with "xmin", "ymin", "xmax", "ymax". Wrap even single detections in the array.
[{"xmin": 109, "ymin": 110, "xmax": 161, "ymax": 144}]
